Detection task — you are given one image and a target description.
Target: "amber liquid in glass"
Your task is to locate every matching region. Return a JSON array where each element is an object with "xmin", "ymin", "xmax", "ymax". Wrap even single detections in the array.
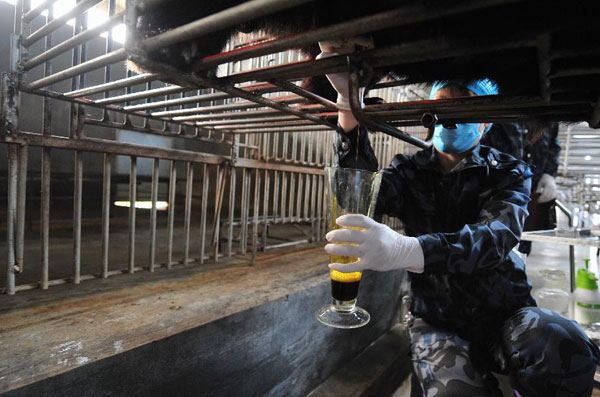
[{"xmin": 329, "ymin": 226, "xmax": 363, "ymax": 302}]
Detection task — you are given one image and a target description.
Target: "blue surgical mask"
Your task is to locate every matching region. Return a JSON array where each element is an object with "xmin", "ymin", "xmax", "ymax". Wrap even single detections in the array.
[{"xmin": 432, "ymin": 123, "xmax": 482, "ymax": 154}]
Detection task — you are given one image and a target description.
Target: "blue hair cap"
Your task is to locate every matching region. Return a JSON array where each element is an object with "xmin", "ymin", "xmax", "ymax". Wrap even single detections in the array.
[
  {"xmin": 429, "ymin": 78, "xmax": 499, "ymax": 99},
  {"xmin": 429, "ymin": 78, "xmax": 499, "ymax": 134}
]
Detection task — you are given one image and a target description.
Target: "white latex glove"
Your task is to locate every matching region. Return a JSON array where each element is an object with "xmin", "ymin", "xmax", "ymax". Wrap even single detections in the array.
[
  {"xmin": 324, "ymin": 214, "xmax": 424, "ymax": 274},
  {"xmin": 536, "ymin": 173, "xmax": 557, "ymax": 203},
  {"xmin": 317, "ymin": 38, "xmax": 372, "ymax": 111}
]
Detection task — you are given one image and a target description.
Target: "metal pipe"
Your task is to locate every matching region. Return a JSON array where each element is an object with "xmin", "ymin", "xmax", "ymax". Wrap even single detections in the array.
[
  {"xmin": 251, "ymin": 169, "xmax": 260, "ymax": 265},
  {"xmin": 23, "ymin": 11, "xmax": 125, "ymax": 71},
  {"xmin": 214, "ymin": 166, "xmax": 227, "ymax": 261},
  {"xmin": 6, "ymin": 145, "xmax": 18, "ymax": 295},
  {"xmin": 240, "ymin": 168, "xmax": 249, "ymax": 255},
  {"xmin": 264, "ymin": 240, "xmax": 310, "ymax": 251},
  {"xmin": 227, "ymin": 167, "xmax": 236, "ymax": 257},
  {"xmin": 262, "ymin": 169, "xmax": 270, "ymax": 251},
  {"xmin": 126, "ymin": 53, "xmax": 337, "ymax": 130},
  {"xmin": 21, "ymin": 0, "xmax": 102, "ymax": 47},
  {"xmin": 2, "ymin": 131, "xmax": 226, "ymax": 164},
  {"xmin": 200, "ymin": 164, "xmax": 209, "ymax": 264},
  {"xmin": 153, "ymin": 96, "xmax": 304, "ymax": 118},
  {"xmin": 195, "ymin": 115, "xmax": 299, "ymax": 127},
  {"xmin": 183, "ymin": 162, "xmax": 193, "ymax": 266},
  {"xmin": 73, "ymin": 151, "xmax": 82, "ymax": 283},
  {"xmin": 123, "ymin": 83, "xmax": 279, "ymax": 111},
  {"xmin": 96, "ymin": 84, "xmax": 186, "ymax": 105},
  {"xmin": 23, "ymin": 48, "xmax": 127, "ymax": 91},
  {"xmin": 139, "ymin": 0, "xmax": 314, "ymax": 52},
  {"xmin": 15, "ymin": 145, "xmax": 28, "ymax": 273},
  {"xmin": 22, "ymin": 0, "xmax": 54, "ymax": 22},
  {"xmin": 230, "ymin": 125, "xmax": 334, "ymax": 134},
  {"xmin": 269, "ymin": 80, "xmax": 337, "ymax": 111},
  {"xmin": 281, "ymin": 171, "xmax": 287, "ymax": 222},
  {"xmin": 101, "ymin": 153, "xmax": 112, "ymax": 279},
  {"xmin": 167, "ymin": 160, "xmax": 176, "ymax": 269},
  {"xmin": 310, "ymin": 174, "xmax": 317, "ymax": 241},
  {"xmin": 65, "ymin": 73, "xmax": 158, "ymax": 97},
  {"xmin": 128, "ymin": 156, "xmax": 137, "ymax": 274},
  {"xmin": 149, "ymin": 158, "xmax": 159, "ymax": 271}
]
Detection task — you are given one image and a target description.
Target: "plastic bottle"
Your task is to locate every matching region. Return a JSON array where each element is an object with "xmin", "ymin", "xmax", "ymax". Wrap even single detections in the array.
[
  {"xmin": 573, "ymin": 259, "xmax": 600, "ymax": 325},
  {"xmin": 534, "ymin": 269, "xmax": 571, "ymax": 316}
]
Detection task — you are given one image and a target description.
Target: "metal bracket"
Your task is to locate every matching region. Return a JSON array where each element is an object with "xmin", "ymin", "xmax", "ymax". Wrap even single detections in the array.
[
  {"xmin": 1, "ymin": 73, "xmax": 19, "ymax": 135},
  {"xmin": 347, "ymin": 56, "xmax": 430, "ymax": 149}
]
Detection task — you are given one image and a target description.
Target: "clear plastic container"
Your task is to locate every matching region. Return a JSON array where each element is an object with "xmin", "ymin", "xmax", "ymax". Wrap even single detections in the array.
[{"xmin": 535, "ymin": 269, "xmax": 571, "ymax": 316}]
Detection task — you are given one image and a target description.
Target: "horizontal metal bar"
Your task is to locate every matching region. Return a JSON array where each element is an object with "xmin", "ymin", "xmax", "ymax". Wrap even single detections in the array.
[
  {"xmin": 23, "ymin": 48, "xmax": 127, "ymax": 90},
  {"xmin": 64, "ymin": 73, "xmax": 158, "ymax": 97},
  {"xmin": 0, "ymin": 131, "xmax": 227, "ymax": 164},
  {"xmin": 235, "ymin": 158, "xmax": 324, "ymax": 175},
  {"xmin": 139, "ymin": 0, "xmax": 314, "ymax": 52},
  {"xmin": 128, "ymin": 52, "xmax": 337, "ymax": 130},
  {"xmin": 23, "ymin": 11, "xmax": 125, "ymax": 70},
  {"xmin": 220, "ymin": 120, "xmax": 316, "ymax": 131},
  {"xmin": 95, "ymin": 84, "xmax": 187, "ymax": 105},
  {"xmin": 123, "ymin": 82, "xmax": 280, "ymax": 111},
  {"xmin": 190, "ymin": 0, "xmax": 524, "ymax": 73},
  {"xmin": 22, "ymin": 87, "xmax": 196, "ymax": 128},
  {"xmin": 152, "ymin": 95, "xmax": 304, "ymax": 118},
  {"xmin": 230, "ymin": 125, "xmax": 334, "ymax": 134},
  {"xmin": 22, "ymin": 0, "xmax": 54, "ymax": 22},
  {"xmin": 196, "ymin": 115, "xmax": 299, "ymax": 127},
  {"xmin": 189, "ymin": 106, "xmax": 328, "ymax": 122},
  {"xmin": 21, "ymin": 0, "xmax": 102, "ymax": 47}
]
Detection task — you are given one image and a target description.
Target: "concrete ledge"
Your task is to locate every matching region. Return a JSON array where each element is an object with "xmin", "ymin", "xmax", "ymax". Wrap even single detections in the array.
[
  {"xmin": 0, "ymin": 245, "xmax": 406, "ymax": 396},
  {"xmin": 308, "ymin": 324, "xmax": 412, "ymax": 397}
]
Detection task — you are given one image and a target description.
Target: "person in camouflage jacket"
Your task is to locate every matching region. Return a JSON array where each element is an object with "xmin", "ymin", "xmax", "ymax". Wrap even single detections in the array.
[{"xmin": 317, "ymin": 40, "xmax": 599, "ymax": 396}]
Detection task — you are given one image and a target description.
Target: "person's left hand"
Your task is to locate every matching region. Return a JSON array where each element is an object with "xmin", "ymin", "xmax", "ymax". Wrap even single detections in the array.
[
  {"xmin": 324, "ymin": 214, "xmax": 424, "ymax": 273},
  {"xmin": 536, "ymin": 173, "xmax": 557, "ymax": 203}
]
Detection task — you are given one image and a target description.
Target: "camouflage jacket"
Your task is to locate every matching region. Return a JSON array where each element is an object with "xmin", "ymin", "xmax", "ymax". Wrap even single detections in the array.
[
  {"xmin": 335, "ymin": 125, "xmax": 537, "ymax": 341},
  {"xmin": 481, "ymin": 122, "xmax": 560, "ymax": 189}
]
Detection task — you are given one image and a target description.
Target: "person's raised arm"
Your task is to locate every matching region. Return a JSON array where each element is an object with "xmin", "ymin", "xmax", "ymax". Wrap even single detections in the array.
[{"xmin": 318, "ymin": 39, "xmax": 377, "ymax": 172}]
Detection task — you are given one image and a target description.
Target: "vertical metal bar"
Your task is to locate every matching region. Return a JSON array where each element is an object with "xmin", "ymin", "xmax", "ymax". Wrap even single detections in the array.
[
  {"xmin": 200, "ymin": 164, "xmax": 209, "ymax": 264},
  {"xmin": 149, "ymin": 158, "xmax": 158, "ymax": 271},
  {"xmin": 15, "ymin": 145, "xmax": 28, "ymax": 273},
  {"xmin": 273, "ymin": 170, "xmax": 279, "ymax": 223},
  {"xmin": 101, "ymin": 154, "xmax": 112, "ymax": 279},
  {"xmin": 240, "ymin": 169, "xmax": 250, "ymax": 255},
  {"xmin": 40, "ymin": 148, "xmax": 51, "ymax": 289},
  {"xmin": 303, "ymin": 173, "xmax": 310, "ymax": 222},
  {"xmin": 183, "ymin": 162, "xmax": 193, "ymax": 265},
  {"xmin": 40, "ymin": 2, "xmax": 53, "ymax": 290},
  {"xmin": 288, "ymin": 172, "xmax": 295, "ymax": 222},
  {"xmin": 227, "ymin": 167, "xmax": 236, "ymax": 257},
  {"xmin": 297, "ymin": 171, "xmax": 304, "ymax": 221},
  {"xmin": 212, "ymin": 165, "xmax": 225, "ymax": 262},
  {"xmin": 167, "ymin": 160, "xmax": 176, "ymax": 269},
  {"xmin": 281, "ymin": 171, "xmax": 287, "ymax": 222},
  {"xmin": 128, "ymin": 156, "xmax": 137, "ymax": 273},
  {"xmin": 262, "ymin": 169, "xmax": 270, "ymax": 250},
  {"xmin": 73, "ymin": 151, "xmax": 82, "ymax": 283},
  {"xmin": 6, "ymin": 145, "xmax": 18, "ymax": 295},
  {"xmin": 251, "ymin": 169, "xmax": 260, "ymax": 265}
]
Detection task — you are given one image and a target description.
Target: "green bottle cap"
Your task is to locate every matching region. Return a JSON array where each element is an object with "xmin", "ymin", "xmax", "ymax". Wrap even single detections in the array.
[{"xmin": 576, "ymin": 267, "xmax": 598, "ymax": 290}]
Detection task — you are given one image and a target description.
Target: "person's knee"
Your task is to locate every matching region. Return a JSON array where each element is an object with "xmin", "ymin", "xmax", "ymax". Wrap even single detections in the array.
[{"xmin": 501, "ymin": 307, "xmax": 599, "ymax": 396}]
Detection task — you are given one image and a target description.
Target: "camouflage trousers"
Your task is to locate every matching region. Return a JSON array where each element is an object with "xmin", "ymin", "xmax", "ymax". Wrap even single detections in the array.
[{"xmin": 409, "ymin": 307, "xmax": 600, "ymax": 397}]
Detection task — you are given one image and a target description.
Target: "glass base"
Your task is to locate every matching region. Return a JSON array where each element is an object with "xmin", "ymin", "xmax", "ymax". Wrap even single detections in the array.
[{"xmin": 315, "ymin": 300, "xmax": 370, "ymax": 329}]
